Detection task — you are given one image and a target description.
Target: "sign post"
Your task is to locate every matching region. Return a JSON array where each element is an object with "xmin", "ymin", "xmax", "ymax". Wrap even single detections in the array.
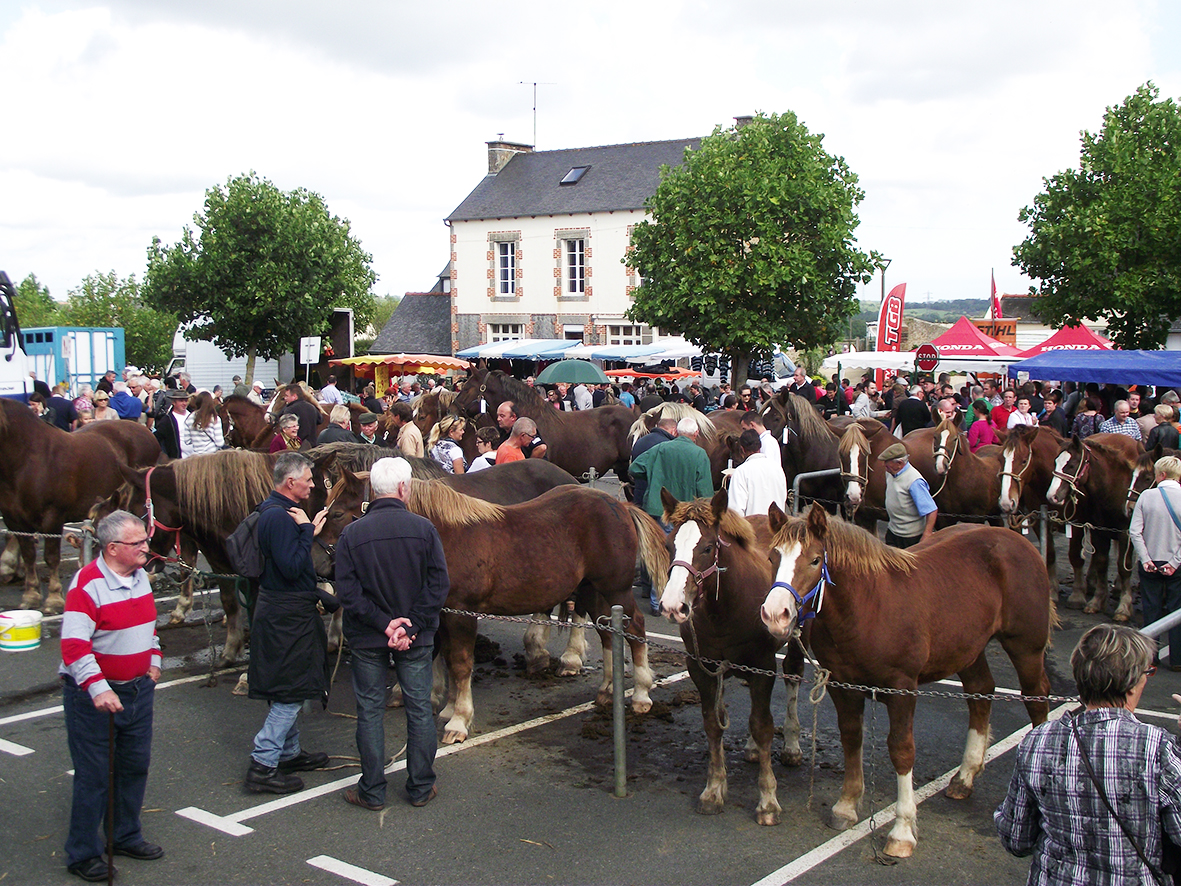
[
  {"xmin": 915, "ymin": 343, "xmax": 940, "ymax": 374},
  {"xmin": 299, "ymin": 336, "xmax": 321, "ymax": 386}
]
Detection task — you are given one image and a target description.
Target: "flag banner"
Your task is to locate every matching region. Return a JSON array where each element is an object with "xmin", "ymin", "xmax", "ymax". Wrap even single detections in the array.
[
  {"xmin": 874, "ymin": 282, "xmax": 906, "ymax": 387},
  {"xmin": 991, "ymin": 271, "xmax": 1003, "ymax": 320}
]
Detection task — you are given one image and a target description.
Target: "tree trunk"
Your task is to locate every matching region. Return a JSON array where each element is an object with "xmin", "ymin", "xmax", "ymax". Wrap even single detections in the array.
[
  {"xmin": 732, "ymin": 351, "xmax": 752, "ymax": 388},
  {"xmin": 244, "ymin": 346, "xmax": 257, "ymax": 387}
]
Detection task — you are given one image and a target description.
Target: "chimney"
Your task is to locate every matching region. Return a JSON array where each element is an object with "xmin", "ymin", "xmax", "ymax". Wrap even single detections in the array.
[
  {"xmin": 487, "ymin": 137, "xmax": 534, "ymax": 175},
  {"xmin": 734, "ymin": 115, "xmax": 755, "ymax": 129}
]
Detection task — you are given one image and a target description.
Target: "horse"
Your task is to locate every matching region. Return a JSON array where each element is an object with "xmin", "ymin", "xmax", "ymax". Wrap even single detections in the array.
[
  {"xmin": 758, "ymin": 392, "xmax": 844, "ymax": 506},
  {"xmin": 315, "ymin": 481, "xmax": 669, "ymax": 744},
  {"xmin": 760, "ymin": 504, "xmax": 1053, "ymax": 858},
  {"xmin": 836, "ymin": 418, "xmax": 895, "ymax": 529},
  {"xmin": 659, "ymin": 488, "xmax": 804, "ymax": 826},
  {"xmin": 997, "ymin": 424, "xmax": 1068, "ymax": 587},
  {"xmin": 1047, "ymin": 433, "xmax": 1145, "ymax": 620},
  {"xmin": 219, "ymin": 394, "xmax": 269, "ymax": 449},
  {"xmin": 0, "ymin": 400, "xmax": 161, "ymax": 612},
  {"xmin": 929, "ymin": 417, "xmax": 1005, "ymax": 523},
  {"xmin": 454, "ymin": 369, "xmax": 634, "ymax": 482}
]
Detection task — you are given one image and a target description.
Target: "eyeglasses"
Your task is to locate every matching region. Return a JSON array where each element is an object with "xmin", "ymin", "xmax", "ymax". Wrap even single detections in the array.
[
  {"xmin": 94, "ymin": 398, "xmax": 109, "ymax": 403},
  {"xmin": 112, "ymin": 538, "xmax": 150, "ymax": 548},
  {"xmin": 1145, "ymin": 666, "xmax": 1158, "ymax": 678}
]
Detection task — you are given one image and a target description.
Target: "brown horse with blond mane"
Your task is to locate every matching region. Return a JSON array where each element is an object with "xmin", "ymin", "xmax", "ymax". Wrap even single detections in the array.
[{"xmin": 760, "ymin": 504, "xmax": 1053, "ymax": 858}]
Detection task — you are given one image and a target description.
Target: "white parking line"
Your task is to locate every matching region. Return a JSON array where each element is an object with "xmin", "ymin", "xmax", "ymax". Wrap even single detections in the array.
[
  {"xmin": 0, "ymin": 737, "xmax": 33, "ymax": 756},
  {"xmin": 747, "ymin": 702, "xmax": 1074, "ymax": 886},
  {"xmin": 307, "ymin": 855, "xmax": 398, "ymax": 886}
]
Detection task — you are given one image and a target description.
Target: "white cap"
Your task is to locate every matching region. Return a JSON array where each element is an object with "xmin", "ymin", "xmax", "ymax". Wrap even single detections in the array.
[{"xmin": 252, "ymin": 380, "xmax": 264, "ymax": 389}]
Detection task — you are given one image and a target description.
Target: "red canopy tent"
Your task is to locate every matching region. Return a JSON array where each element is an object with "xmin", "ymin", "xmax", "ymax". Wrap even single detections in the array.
[
  {"xmin": 1018, "ymin": 324, "xmax": 1112, "ymax": 358},
  {"xmin": 928, "ymin": 316, "xmax": 1022, "ymax": 357}
]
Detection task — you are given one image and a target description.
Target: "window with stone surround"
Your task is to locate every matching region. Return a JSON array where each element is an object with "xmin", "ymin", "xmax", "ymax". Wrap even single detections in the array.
[
  {"xmin": 487, "ymin": 232, "xmax": 521, "ymax": 300},
  {"xmin": 554, "ymin": 228, "xmax": 591, "ymax": 300},
  {"xmin": 487, "ymin": 323, "xmax": 524, "ymax": 343},
  {"xmin": 605, "ymin": 324, "xmax": 652, "ymax": 346}
]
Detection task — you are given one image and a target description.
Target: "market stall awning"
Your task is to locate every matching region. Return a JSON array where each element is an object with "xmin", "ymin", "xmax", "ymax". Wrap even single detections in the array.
[
  {"xmin": 455, "ymin": 338, "xmax": 582, "ymax": 360},
  {"xmin": 821, "ymin": 350, "xmax": 1016, "ymax": 374},
  {"xmin": 330, "ymin": 353, "xmax": 469, "ymax": 372},
  {"xmin": 1017, "ymin": 324, "xmax": 1112, "ymax": 358},
  {"xmin": 1009, "ymin": 350, "xmax": 1181, "ymax": 385},
  {"xmin": 563, "ymin": 337, "xmax": 703, "ymax": 362}
]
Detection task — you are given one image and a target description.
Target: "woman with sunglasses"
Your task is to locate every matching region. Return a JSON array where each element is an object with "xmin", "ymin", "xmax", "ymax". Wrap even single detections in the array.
[
  {"xmin": 90, "ymin": 392, "xmax": 119, "ymax": 421},
  {"xmin": 996, "ymin": 623, "xmax": 1181, "ymax": 885}
]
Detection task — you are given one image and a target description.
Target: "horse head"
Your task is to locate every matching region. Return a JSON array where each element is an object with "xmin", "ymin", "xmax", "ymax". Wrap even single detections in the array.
[
  {"xmin": 1047, "ymin": 435, "xmax": 1088, "ymax": 507},
  {"xmin": 1127, "ymin": 450, "xmax": 1160, "ymax": 517},
  {"xmin": 933, "ymin": 418, "xmax": 962, "ymax": 476},
  {"xmin": 312, "ymin": 466, "xmax": 369, "ymax": 579},
  {"xmin": 659, "ymin": 488, "xmax": 747, "ymax": 623},
  {"xmin": 998, "ymin": 424, "xmax": 1040, "ymax": 515},
  {"xmin": 838, "ymin": 421, "xmax": 873, "ymax": 511},
  {"xmin": 452, "ymin": 368, "xmax": 489, "ymax": 417},
  {"xmin": 761, "ymin": 502, "xmax": 828, "ymax": 641}
]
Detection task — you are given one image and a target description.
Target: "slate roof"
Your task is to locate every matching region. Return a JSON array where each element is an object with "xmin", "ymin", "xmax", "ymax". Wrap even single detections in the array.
[
  {"xmin": 370, "ymin": 294, "xmax": 452, "ymax": 356},
  {"xmin": 446, "ymin": 138, "xmax": 701, "ymax": 222}
]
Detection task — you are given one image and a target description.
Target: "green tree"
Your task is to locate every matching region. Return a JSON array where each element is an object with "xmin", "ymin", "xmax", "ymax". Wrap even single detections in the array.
[
  {"xmin": 142, "ymin": 172, "xmax": 377, "ymax": 384},
  {"xmin": 625, "ymin": 112, "xmax": 879, "ymax": 384},
  {"xmin": 60, "ymin": 271, "xmax": 178, "ymax": 373},
  {"xmin": 1013, "ymin": 83, "xmax": 1181, "ymax": 349},
  {"xmin": 14, "ymin": 274, "xmax": 61, "ymax": 328}
]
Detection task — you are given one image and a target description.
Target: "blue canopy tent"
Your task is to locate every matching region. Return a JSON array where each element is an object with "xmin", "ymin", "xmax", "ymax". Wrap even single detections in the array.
[{"xmin": 1008, "ymin": 350, "xmax": 1181, "ymax": 386}]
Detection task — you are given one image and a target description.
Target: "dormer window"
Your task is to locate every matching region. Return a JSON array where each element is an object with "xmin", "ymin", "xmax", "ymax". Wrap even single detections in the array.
[{"xmin": 560, "ymin": 166, "xmax": 590, "ymax": 185}]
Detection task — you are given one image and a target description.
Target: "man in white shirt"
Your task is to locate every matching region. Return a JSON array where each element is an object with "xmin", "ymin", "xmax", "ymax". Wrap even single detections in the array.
[
  {"xmin": 319, "ymin": 375, "xmax": 344, "ymax": 406},
  {"xmin": 573, "ymin": 383, "xmax": 593, "ymax": 411},
  {"xmin": 740, "ymin": 410, "xmax": 781, "ymax": 464},
  {"xmin": 727, "ymin": 430, "xmax": 787, "ymax": 517},
  {"xmin": 851, "ymin": 381, "xmax": 883, "ymax": 418}
]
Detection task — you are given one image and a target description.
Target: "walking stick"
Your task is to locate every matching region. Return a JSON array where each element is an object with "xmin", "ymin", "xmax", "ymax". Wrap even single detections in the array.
[{"xmin": 107, "ymin": 711, "xmax": 115, "ymax": 886}]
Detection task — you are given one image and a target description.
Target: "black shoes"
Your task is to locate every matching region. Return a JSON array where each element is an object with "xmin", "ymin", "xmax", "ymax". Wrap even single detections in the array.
[
  {"xmin": 114, "ymin": 841, "xmax": 164, "ymax": 860},
  {"xmin": 245, "ymin": 760, "xmax": 304, "ymax": 794},
  {"xmin": 68, "ymin": 857, "xmax": 114, "ymax": 882},
  {"xmin": 278, "ymin": 750, "xmax": 329, "ymax": 772}
]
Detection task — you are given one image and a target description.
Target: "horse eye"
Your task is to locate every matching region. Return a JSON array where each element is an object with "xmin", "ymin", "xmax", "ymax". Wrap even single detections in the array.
[
  {"xmin": 331, "ymin": 510, "xmax": 344, "ymax": 520},
  {"xmin": 811, "ymin": 557, "xmax": 821, "ymax": 566}
]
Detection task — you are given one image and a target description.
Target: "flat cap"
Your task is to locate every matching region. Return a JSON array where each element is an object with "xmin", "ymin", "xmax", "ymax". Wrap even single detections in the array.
[
  {"xmin": 878, "ymin": 442, "xmax": 908, "ymax": 461},
  {"xmin": 358, "ymin": 412, "xmax": 380, "ymax": 423},
  {"xmin": 165, "ymin": 388, "xmax": 190, "ymax": 400}
]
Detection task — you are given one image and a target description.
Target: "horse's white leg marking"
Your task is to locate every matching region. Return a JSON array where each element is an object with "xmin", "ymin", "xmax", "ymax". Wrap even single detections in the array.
[
  {"xmin": 831, "ymin": 743, "xmax": 863, "ymax": 830},
  {"xmin": 950, "ymin": 726, "xmax": 989, "ymax": 796},
  {"xmin": 441, "ymin": 668, "xmax": 474, "ymax": 744},
  {"xmin": 597, "ymin": 643, "xmax": 614, "ymax": 707},
  {"xmin": 522, "ymin": 615, "xmax": 551, "ymax": 674},
  {"xmin": 0, "ymin": 536, "xmax": 21, "ymax": 583},
  {"xmin": 168, "ymin": 573, "xmax": 194, "ymax": 625},
  {"xmin": 884, "ymin": 771, "xmax": 918, "ymax": 857},
  {"xmin": 629, "ymin": 636, "xmax": 653, "ymax": 714},
  {"xmin": 557, "ymin": 612, "xmax": 588, "ymax": 676},
  {"xmin": 781, "ymin": 679, "xmax": 802, "ymax": 766},
  {"xmin": 661, "ymin": 522, "xmax": 700, "ymax": 623},
  {"xmin": 1113, "ymin": 536, "xmax": 1135, "ymax": 622}
]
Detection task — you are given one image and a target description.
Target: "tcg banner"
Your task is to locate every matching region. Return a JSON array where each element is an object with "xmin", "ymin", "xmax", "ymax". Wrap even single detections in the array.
[{"xmin": 875, "ymin": 283, "xmax": 907, "ymax": 388}]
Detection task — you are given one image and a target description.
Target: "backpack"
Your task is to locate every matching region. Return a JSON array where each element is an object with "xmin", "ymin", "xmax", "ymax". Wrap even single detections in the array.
[{"xmin": 225, "ymin": 502, "xmax": 275, "ymax": 578}]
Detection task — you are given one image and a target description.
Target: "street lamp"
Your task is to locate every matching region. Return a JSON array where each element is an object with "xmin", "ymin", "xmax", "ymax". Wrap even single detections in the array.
[{"xmin": 880, "ymin": 257, "xmax": 892, "ymax": 302}]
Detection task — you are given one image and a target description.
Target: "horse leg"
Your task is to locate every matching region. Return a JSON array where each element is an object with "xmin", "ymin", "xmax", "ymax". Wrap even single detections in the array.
[
  {"xmin": 779, "ymin": 640, "xmax": 804, "ymax": 766},
  {"xmin": 169, "ymin": 538, "xmax": 200, "ymax": 624},
  {"xmin": 522, "ymin": 613, "xmax": 552, "ymax": 676},
  {"xmin": 556, "ymin": 612, "xmax": 589, "ymax": 677},
  {"xmin": 1112, "ymin": 535, "xmax": 1135, "ymax": 623},
  {"xmin": 829, "ymin": 687, "xmax": 866, "ymax": 832},
  {"xmin": 1044, "ymin": 524, "xmax": 1058, "ymax": 595},
  {"xmin": 627, "ymin": 610, "xmax": 653, "ymax": 714},
  {"xmin": 1084, "ymin": 532, "xmax": 1112, "ymax": 615},
  {"xmin": 441, "ymin": 615, "xmax": 477, "ymax": 744},
  {"xmin": 946, "ymin": 652, "xmax": 993, "ymax": 800},
  {"xmin": 217, "ymin": 578, "xmax": 246, "ymax": 665},
  {"xmin": 17, "ymin": 535, "xmax": 42, "ymax": 611},
  {"xmin": 882, "ymin": 693, "xmax": 919, "ymax": 858},
  {"xmin": 431, "ymin": 653, "xmax": 448, "ymax": 713},
  {"xmin": 41, "ymin": 536, "xmax": 65, "ymax": 614},
  {"xmin": 747, "ymin": 673, "xmax": 781, "ymax": 826},
  {"xmin": 1064, "ymin": 529, "xmax": 1087, "ymax": 609},
  {"xmin": 690, "ymin": 660, "xmax": 728, "ymax": 815},
  {"xmin": 0, "ymin": 536, "xmax": 23, "ymax": 583}
]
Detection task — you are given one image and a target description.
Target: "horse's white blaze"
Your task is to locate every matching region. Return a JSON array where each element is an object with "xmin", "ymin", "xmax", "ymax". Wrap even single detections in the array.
[
  {"xmin": 661, "ymin": 522, "xmax": 701, "ymax": 622},
  {"xmin": 886, "ymin": 770, "xmax": 918, "ymax": 853},
  {"xmin": 936, "ymin": 429, "xmax": 952, "ymax": 475},
  {"xmin": 760, "ymin": 541, "xmax": 802, "ymax": 639},
  {"xmin": 1128, "ymin": 466, "xmax": 1144, "ymax": 516},
  {"xmin": 999, "ymin": 449, "xmax": 1017, "ymax": 513},
  {"xmin": 1047, "ymin": 450, "xmax": 1072, "ymax": 504},
  {"xmin": 955, "ymin": 727, "xmax": 989, "ymax": 790},
  {"xmin": 845, "ymin": 444, "xmax": 863, "ymax": 506}
]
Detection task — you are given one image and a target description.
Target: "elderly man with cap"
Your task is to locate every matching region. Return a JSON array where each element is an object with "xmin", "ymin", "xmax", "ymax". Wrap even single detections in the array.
[
  {"xmin": 247, "ymin": 380, "xmax": 266, "ymax": 406},
  {"xmin": 357, "ymin": 413, "xmax": 382, "ymax": 445},
  {"xmin": 232, "ymin": 375, "xmax": 250, "ymax": 398},
  {"xmin": 879, "ymin": 442, "xmax": 938, "ymax": 548},
  {"xmin": 153, "ymin": 389, "xmax": 191, "ymax": 460}
]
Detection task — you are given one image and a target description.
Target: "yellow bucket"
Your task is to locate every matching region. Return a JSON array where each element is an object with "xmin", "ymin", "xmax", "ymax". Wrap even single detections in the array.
[{"xmin": 0, "ymin": 610, "xmax": 43, "ymax": 652}]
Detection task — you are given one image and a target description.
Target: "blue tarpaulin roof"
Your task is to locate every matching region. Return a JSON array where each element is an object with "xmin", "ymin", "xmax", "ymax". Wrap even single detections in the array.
[{"xmin": 1009, "ymin": 350, "xmax": 1181, "ymax": 386}]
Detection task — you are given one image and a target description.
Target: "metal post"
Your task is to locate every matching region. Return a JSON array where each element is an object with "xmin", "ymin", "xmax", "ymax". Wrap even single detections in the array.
[
  {"xmin": 585, "ymin": 467, "xmax": 599, "ymax": 489},
  {"xmin": 81, "ymin": 527, "xmax": 94, "ymax": 566},
  {"xmin": 790, "ymin": 468, "xmax": 841, "ymax": 516},
  {"xmin": 1038, "ymin": 506, "xmax": 1048, "ymax": 563},
  {"xmin": 611, "ymin": 604, "xmax": 627, "ymax": 798}
]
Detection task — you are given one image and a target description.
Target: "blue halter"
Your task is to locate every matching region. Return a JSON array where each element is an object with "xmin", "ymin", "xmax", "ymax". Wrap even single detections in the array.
[{"xmin": 769, "ymin": 550, "xmax": 831, "ymax": 623}]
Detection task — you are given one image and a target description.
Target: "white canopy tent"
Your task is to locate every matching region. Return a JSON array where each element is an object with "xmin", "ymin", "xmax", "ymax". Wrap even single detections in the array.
[{"xmin": 821, "ymin": 349, "xmax": 1016, "ymax": 375}]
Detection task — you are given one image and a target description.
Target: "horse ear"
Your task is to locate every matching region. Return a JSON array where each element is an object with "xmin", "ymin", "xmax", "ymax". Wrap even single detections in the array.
[
  {"xmin": 660, "ymin": 487, "xmax": 679, "ymax": 521},
  {"xmin": 710, "ymin": 488, "xmax": 729, "ymax": 524},
  {"xmin": 1154, "ymin": 442, "xmax": 1165, "ymax": 461},
  {"xmin": 953, "ymin": 410, "xmax": 963, "ymax": 429},
  {"xmin": 119, "ymin": 464, "xmax": 146, "ymax": 490},
  {"xmin": 340, "ymin": 465, "xmax": 359, "ymax": 486},
  {"xmin": 806, "ymin": 502, "xmax": 829, "ymax": 538},
  {"xmin": 768, "ymin": 502, "xmax": 788, "ymax": 533}
]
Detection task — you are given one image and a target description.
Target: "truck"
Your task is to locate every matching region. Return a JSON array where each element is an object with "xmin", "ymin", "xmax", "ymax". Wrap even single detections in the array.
[
  {"xmin": 0, "ymin": 271, "xmax": 34, "ymax": 401},
  {"xmin": 166, "ymin": 329, "xmax": 294, "ymax": 392},
  {"xmin": 21, "ymin": 326, "xmax": 124, "ymax": 396}
]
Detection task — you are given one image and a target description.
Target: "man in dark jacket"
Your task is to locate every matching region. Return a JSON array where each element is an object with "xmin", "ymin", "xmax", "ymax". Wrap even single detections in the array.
[
  {"xmin": 279, "ymin": 384, "xmax": 322, "ymax": 445},
  {"xmin": 245, "ymin": 452, "xmax": 336, "ymax": 794},
  {"xmin": 335, "ymin": 457, "xmax": 449, "ymax": 811},
  {"xmin": 315, "ymin": 405, "xmax": 361, "ymax": 445},
  {"xmin": 153, "ymin": 389, "xmax": 190, "ymax": 459}
]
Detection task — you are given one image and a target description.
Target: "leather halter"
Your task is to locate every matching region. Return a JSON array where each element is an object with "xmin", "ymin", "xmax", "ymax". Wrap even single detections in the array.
[
  {"xmin": 998, "ymin": 443, "xmax": 1034, "ymax": 503},
  {"xmin": 143, "ymin": 465, "xmax": 184, "ymax": 561},
  {"xmin": 769, "ymin": 549, "xmax": 830, "ymax": 624},
  {"xmin": 1052, "ymin": 446, "xmax": 1091, "ymax": 503},
  {"xmin": 930, "ymin": 430, "xmax": 958, "ymax": 497},
  {"xmin": 669, "ymin": 531, "xmax": 729, "ymax": 597}
]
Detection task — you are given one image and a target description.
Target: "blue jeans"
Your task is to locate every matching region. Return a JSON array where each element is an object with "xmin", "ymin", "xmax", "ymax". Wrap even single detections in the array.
[
  {"xmin": 251, "ymin": 702, "xmax": 302, "ymax": 768},
  {"xmin": 351, "ymin": 645, "xmax": 436, "ymax": 806},
  {"xmin": 63, "ymin": 675, "xmax": 155, "ymax": 865},
  {"xmin": 1141, "ymin": 564, "xmax": 1181, "ymax": 664}
]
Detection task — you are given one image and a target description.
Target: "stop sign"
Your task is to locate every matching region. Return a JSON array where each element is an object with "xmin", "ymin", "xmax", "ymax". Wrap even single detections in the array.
[{"xmin": 915, "ymin": 343, "xmax": 940, "ymax": 373}]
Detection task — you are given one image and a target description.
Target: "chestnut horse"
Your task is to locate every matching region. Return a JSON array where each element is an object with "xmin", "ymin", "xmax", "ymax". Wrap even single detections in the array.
[
  {"xmin": 758, "ymin": 392, "xmax": 844, "ymax": 505},
  {"xmin": 454, "ymin": 369, "xmax": 634, "ymax": 482},
  {"xmin": 760, "ymin": 504, "xmax": 1053, "ymax": 858},
  {"xmin": 997, "ymin": 424, "xmax": 1067, "ymax": 588},
  {"xmin": 0, "ymin": 400, "xmax": 161, "ymax": 612},
  {"xmin": 929, "ymin": 417, "xmax": 1005, "ymax": 523},
  {"xmin": 660, "ymin": 488, "xmax": 804, "ymax": 826},
  {"xmin": 315, "ymin": 481, "xmax": 669, "ymax": 744},
  {"xmin": 1047, "ymin": 433, "xmax": 1145, "ymax": 620}
]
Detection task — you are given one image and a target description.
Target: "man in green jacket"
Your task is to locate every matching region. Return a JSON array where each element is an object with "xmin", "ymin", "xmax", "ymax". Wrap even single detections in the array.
[{"xmin": 629, "ymin": 417, "xmax": 713, "ymax": 613}]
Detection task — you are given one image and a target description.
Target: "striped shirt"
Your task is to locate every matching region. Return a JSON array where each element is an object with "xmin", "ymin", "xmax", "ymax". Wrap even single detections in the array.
[
  {"xmin": 1098, "ymin": 416, "xmax": 1143, "ymax": 440},
  {"xmin": 59, "ymin": 557, "xmax": 160, "ymax": 699}
]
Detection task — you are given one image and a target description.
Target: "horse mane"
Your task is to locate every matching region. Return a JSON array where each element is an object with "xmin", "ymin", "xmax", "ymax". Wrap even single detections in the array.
[
  {"xmin": 172, "ymin": 449, "xmax": 275, "ymax": 528},
  {"xmin": 787, "ymin": 392, "xmax": 835, "ymax": 446},
  {"xmin": 668, "ymin": 498, "xmax": 756, "ymax": 549},
  {"xmin": 1084, "ymin": 436, "xmax": 1142, "ymax": 468},
  {"xmin": 772, "ymin": 511, "xmax": 916, "ymax": 576},
  {"xmin": 222, "ymin": 393, "xmax": 259, "ymax": 410},
  {"xmin": 406, "ymin": 478, "xmax": 505, "ymax": 526},
  {"xmin": 489, "ymin": 371, "xmax": 548, "ymax": 417},
  {"xmin": 307, "ymin": 441, "xmax": 446, "ymax": 481},
  {"xmin": 629, "ymin": 402, "xmax": 718, "ymax": 445},
  {"xmin": 411, "ymin": 388, "xmax": 457, "ymax": 413},
  {"xmin": 838, "ymin": 420, "xmax": 870, "ymax": 457}
]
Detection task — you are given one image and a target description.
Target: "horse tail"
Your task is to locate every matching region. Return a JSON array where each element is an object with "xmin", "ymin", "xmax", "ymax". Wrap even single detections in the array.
[{"xmin": 629, "ymin": 506, "xmax": 670, "ymax": 596}]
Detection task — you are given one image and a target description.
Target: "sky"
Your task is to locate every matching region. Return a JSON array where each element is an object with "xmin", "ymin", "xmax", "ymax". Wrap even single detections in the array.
[{"xmin": 3, "ymin": 0, "xmax": 1180, "ymax": 313}]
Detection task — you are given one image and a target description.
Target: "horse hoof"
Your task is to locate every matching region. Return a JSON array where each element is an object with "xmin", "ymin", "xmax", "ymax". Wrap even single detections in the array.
[
  {"xmin": 830, "ymin": 813, "xmax": 857, "ymax": 832},
  {"xmin": 780, "ymin": 749, "xmax": 803, "ymax": 768},
  {"xmin": 945, "ymin": 775, "xmax": 974, "ymax": 800},
  {"xmin": 1113, "ymin": 611, "xmax": 1131, "ymax": 623},
  {"xmin": 42, "ymin": 600, "xmax": 64, "ymax": 616},
  {"xmin": 595, "ymin": 690, "xmax": 612, "ymax": 707},
  {"xmin": 442, "ymin": 729, "xmax": 468, "ymax": 745},
  {"xmin": 525, "ymin": 657, "xmax": 550, "ymax": 677},
  {"xmin": 168, "ymin": 613, "xmax": 185, "ymax": 626},
  {"xmin": 631, "ymin": 699, "xmax": 652, "ymax": 715},
  {"xmin": 1064, "ymin": 597, "xmax": 1086, "ymax": 610},
  {"xmin": 556, "ymin": 661, "xmax": 581, "ymax": 677},
  {"xmin": 756, "ymin": 809, "xmax": 781, "ymax": 827},
  {"xmin": 696, "ymin": 797, "xmax": 725, "ymax": 816},
  {"xmin": 884, "ymin": 837, "xmax": 915, "ymax": 858},
  {"xmin": 1083, "ymin": 603, "xmax": 1099, "ymax": 615},
  {"xmin": 232, "ymin": 675, "xmax": 249, "ymax": 696}
]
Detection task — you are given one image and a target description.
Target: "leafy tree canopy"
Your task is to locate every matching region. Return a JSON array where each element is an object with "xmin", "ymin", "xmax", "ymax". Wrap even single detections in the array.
[
  {"xmin": 1013, "ymin": 83, "xmax": 1181, "ymax": 349},
  {"xmin": 60, "ymin": 271, "xmax": 178, "ymax": 373},
  {"xmin": 143, "ymin": 172, "xmax": 377, "ymax": 381},
  {"xmin": 14, "ymin": 274, "xmax": 61, "ymax": 328},
  {"xmin": 625, "ymin": 111, "xmax": 879, "ymax": 383}
]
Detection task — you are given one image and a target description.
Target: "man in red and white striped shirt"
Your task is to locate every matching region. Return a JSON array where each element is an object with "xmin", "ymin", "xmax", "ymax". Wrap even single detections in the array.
[{"xmin": 60, "ymin": 510, "xmax": 163, "ymax": 882}]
